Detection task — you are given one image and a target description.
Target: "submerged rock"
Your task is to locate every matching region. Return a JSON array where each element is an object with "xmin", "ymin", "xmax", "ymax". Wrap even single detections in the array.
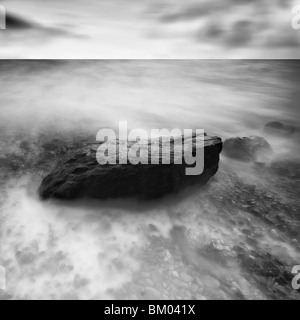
[
  {"xmin": 39, "ymin": 134, "xmax": 222, "ymax": 200},
  {"xmin": 267, "ymin": 160, "xmax": 300, "ymax": 180},
  {"xmin": 264, "ymin": 122, "xmax": 295, "ymax": 136},
  {"xmin": 42, "ymin": 139, "xmax": 68, "ymax": 155},
  {"xmin": 223, "ymin": 136, "xmax": 272, "ymax": 162}
]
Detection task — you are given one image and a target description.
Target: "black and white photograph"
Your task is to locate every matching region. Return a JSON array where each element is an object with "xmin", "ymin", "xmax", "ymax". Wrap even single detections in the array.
[
  {"xmin": 0, "ymin": 0, "xmax": 299, "ymax": 59},
  {"xmin": 0, "ymin": 0, "xmax": 300, "ymax": 305}
]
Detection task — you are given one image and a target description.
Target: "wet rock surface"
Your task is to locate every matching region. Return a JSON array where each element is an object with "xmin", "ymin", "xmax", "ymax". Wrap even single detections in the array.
[
  {"xmin": 106, "ymin": 157, "xmax": 300, "ymax": 301},
  {"xmin": 0, "ymin": 129, "xmax": 299, "ymax": 300},
  {"xmin": 0, "ymin": 130, "xmax": 92, "ymax": 177},
  {"xmin": 223, "ymin": 136, "xmax": 273, "ymax": 162},
  {"xmin": 39, "ymin": 135, "xmax": 223, "ymax": 200}
]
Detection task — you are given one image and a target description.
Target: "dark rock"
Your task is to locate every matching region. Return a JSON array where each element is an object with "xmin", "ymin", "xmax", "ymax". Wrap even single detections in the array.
[
  {"xmin": 223, "ymin": 136, "xmax": 273, "ymax": 162},
  {"xmin": 264, "ymin": 122, "xmax": 295, "ymax": 136},
  {"xmin": 39, "ymin": 134, "xmax": 222, "ymax": 201}
]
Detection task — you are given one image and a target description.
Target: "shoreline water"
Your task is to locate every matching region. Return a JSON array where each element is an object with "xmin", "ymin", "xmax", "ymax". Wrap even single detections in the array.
[{"xmin": 0, "ymin": 60, "xmax": 299, "ymax": 300}]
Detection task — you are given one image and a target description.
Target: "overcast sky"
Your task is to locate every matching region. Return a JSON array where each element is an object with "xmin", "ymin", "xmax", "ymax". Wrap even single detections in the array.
[{"xmin": 0, "ymin": 0, "xmax": 299, "ymax": 58}]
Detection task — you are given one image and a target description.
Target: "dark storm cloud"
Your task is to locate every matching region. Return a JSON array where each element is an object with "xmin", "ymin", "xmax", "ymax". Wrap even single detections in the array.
[
  {"xmin": 0, "ymin": 10, "xmax": 86, "ymax": 56},
  {"xmin": 199, "ymin": 15, "xmax": 299, "ymax": 50},
  {"xmin": 200, "ymin": 20, "xmax": 258, "ymax": 47},
  {"xmin": 159, "ymin": 3, "xmax": 217, "ymax": 23},
  {"xmin": 6, "ymin": 13, "xmax": 34, "ymax": 29},
  {"xmin": 204, "ymin": 24, "xmax": 224, "ymax": 39},
  {"xmin": 227, "ymin": 20, "xmax": 255, "ymax": 46},
  {"xmin": 152, "ymin": 0, "xmax": 299, "ymax": 56},
  {"xmin": 158, "ymin": 0, "xmax": 264, "ymax": 23},
  {"xmin": 0, "ymin": 0, "xmax": 298, "ymax": 58},
  {"xmin": 3, "ymin": 11, "xmax": 78, "ymax": 38}
]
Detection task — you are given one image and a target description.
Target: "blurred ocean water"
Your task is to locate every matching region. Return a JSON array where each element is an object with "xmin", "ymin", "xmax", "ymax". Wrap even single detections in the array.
[{"xmin": 0, "ymin": 60, "xmax": 299, "ymax": 300}]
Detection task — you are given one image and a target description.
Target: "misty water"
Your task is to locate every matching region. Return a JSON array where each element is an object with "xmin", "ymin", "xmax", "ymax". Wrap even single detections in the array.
[{"xmin": 0, "ymin": 60, "xmax": 299, "ymax": 300}]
